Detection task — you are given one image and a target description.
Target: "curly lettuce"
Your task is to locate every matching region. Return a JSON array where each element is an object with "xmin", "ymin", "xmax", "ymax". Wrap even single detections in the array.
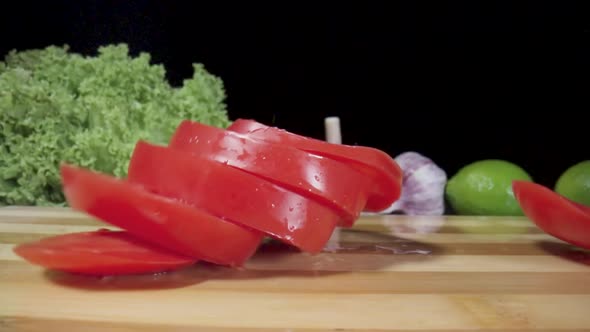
[{"xmin": 0, "ymin": 44, "xmax": 231, "ymax": 206}]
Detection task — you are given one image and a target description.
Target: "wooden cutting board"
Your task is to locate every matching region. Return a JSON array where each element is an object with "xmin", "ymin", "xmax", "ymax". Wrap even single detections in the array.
[{"xmin": 1, "ymin": 207, "xmax": 589, "ymax": 331}]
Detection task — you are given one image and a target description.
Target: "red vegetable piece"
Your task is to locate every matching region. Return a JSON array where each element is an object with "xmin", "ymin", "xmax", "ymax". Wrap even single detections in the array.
[
  {"xmin": 169, "ymin": 120, "xmax": 370, "ymax": 226},
  {"xmin": 13, "ymin": 230, "xmax": 197, "ymax": 276},
  {"xmin": 512, "ymin": 180, "xmax": 590, "ymax": 250},
  {"xmin": 61, "ymin": 164, "xmax": 264, "ymax": 266},
  {"xmin": 128, "ymin": 141, "xmax": 341, "ymax": 253},
  {"xmin": 227, "ymin": 119, "xmax": 403, "ymax": 212}
]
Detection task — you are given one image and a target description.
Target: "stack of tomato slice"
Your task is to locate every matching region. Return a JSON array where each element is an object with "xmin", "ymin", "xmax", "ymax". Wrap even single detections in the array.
[{"xmin": 14, "ymin": 119, "xmax": 403, "ymax": 276}]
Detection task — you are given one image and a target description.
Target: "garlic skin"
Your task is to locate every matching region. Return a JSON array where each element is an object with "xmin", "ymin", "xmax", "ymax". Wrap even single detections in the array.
[{"xmin": 380, "ymin": 151, "xmax": 447, "ymax": 215}]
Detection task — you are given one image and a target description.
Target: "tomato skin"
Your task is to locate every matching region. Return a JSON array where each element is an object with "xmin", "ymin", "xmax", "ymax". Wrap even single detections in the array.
[
  {"xmin": 513, "ymin": 180, "xmax": 590, "ymax": 250},
  {"xmin": 169, "ymin": 120, "xmax": 370, "ymax": 226},
  {"xmin": 128, "ymin": 141, "xmax": 341, "ymax": 253},
  {"xmin": 227, "ymin": 119, "xmax": 403, "ymax": 212},
  {"xmin": 13, "ymin": 230, "xmax": 198, "ymax": 276},
  {"xmin": 61, "ymin": 164, "xmax": 264, "ymax": 266}
]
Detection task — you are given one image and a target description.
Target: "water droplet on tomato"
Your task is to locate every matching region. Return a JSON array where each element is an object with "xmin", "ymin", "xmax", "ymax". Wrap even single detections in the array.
[{"xmin": 271, "ymin": 203, "xmax": 276, "ymax": 208}]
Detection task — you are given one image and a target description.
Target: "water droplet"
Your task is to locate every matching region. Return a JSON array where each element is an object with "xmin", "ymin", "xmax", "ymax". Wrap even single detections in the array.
[
  {"xmin": 271, "ymin": 203, "xmax": 276, "ymax": 208},
  {"xmin": 374, "ymin": 245, "xmax": 431, "ymax": 255},
  {"xmin": 314, "ymin": 175, "xmax": 320, "ymax": 182}
]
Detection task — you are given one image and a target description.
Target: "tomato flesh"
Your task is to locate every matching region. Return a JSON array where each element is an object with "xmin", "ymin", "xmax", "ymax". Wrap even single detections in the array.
[
  {"xmin": 169, "ymin": 120, "xmax": 370, "ymax": 226},
  {"xmin": 227, "ymin": 119, "xmax": 403, "ymax": 211},
  {"xmin": 61, "ymin": 164, "xmax": 264, "ymax": 266},
  {"xmin": 13, "ymin": 230, "xmax": 198, "ymax": 276},
  {"xmin": 128, "ymin": 141, "xmax": 341, "ymax": 253},
  {"xmin": 513, "ymin": 180, "xmax": 590, "ymax": 250}
]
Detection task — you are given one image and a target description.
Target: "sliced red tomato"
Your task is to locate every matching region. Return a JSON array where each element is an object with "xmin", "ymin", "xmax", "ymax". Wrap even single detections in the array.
[
  {"xmin": 61, "ymin": 164, "xmax": 264, "ymax": 266},
  {"xmin": 513, "ymin": 180, "xmax": 590, "ymax": 250},
  {"xmin": 227, "ymin": 118, "xmax": 403, "ymax": 212},
  {"xmin": 127, "ymin": 141, "xmax": 341, "ymax": 253},
  {"xmin": 169, "ymin": 120, "xmax": 370, "ymax": 226},
  {"xmin": 13, "ymin": 229, "xmax": 198, "ymax": 276}
]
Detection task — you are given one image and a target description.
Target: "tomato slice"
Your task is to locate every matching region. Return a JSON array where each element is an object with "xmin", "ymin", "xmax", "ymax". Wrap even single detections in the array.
[
  {"xmin": 13, "ymin": 229, "xmax": 198, "ymax": 276},
  {"xmin": 169, "ymin": 120, "xmax": 370, "ymax": 226},
  {"xmin": 512, "ymin": 180, "xmax": 590, "ymax": 250},
  {"xmin": 127, "ymin": 141, "xmax": 341, "ymax": 253},
  {"xmin": 227, "ymin": 119, "xmax": 403, "ymax": 212},
  {"xmin": 61, "ymin": 164, "xmax": 264, "ymax": 266}
]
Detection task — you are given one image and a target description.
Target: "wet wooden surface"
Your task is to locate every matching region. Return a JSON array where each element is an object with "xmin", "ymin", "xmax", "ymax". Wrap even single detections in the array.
[{"xmin": 1, "ymin": 206, "xmax": 590, "ymax": 331}]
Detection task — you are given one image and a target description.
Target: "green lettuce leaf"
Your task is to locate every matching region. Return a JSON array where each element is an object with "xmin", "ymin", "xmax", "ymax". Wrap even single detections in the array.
[{"xmin": 0, "ymin": 44, "xmax": 230, "ymax": 206}]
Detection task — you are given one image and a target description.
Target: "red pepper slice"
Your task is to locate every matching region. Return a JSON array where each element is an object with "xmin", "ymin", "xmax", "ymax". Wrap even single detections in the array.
[
  {"xmin": 61, "ymin": 164, "xmax": 263, "ymax": 266},
  {"xmin": 127, "ymin": 141, "xmax": 341, "ymax": 253},
  {"xmin": 227, "ymin": 119, "xmax": 403, "ymax": 212},
  {"xmin": 13, "ymin": 229, "xmax": 198, "ymax": 276},
  {"xmin": 513, "ymin": 180, "xmax": 590, "ymax": 250},
  {"xmin": 169, "ymin": 120, "xmax": 370, "ymax": 226}
]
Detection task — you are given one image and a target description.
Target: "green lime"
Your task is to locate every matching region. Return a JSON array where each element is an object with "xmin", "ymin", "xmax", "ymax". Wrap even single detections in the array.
[
  {"xmin": 445, "ymin": 160, "xmax": 532, "ymax": 216},
  {"xmin": 555, "ymin": 160, "xmax": 590, "ymax": 206}
]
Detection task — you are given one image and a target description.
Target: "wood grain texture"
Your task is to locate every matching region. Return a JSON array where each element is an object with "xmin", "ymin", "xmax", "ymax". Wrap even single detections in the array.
[{"xmin": 1, "ymin": 207, "xmax": 589, "ymax": 331}]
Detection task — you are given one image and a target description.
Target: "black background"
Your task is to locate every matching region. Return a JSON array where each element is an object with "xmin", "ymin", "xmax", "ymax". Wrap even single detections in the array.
[{"xmin": 1, "ymin": 1, "xmax": 588, "ymax": 187}]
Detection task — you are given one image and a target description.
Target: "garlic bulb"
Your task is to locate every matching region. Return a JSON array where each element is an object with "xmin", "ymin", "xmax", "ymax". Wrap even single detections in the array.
[{"xmin": 381, "ymin": 151, "xmax": 447, "ymax": 215}]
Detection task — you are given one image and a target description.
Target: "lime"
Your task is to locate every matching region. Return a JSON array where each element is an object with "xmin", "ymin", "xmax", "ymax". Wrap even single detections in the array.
[
  {"xmin": 445, "ymin": 160, "xmax": 532, "ymax": 216},
  {"xmin": 555, "ymin": 160, "xmax": 590, "ymax": 206}
]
